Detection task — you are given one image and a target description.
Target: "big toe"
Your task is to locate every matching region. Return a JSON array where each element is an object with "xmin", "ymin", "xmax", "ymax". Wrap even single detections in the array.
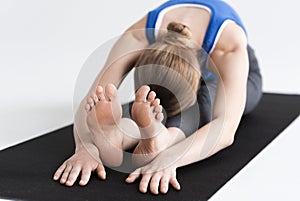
[
  {"xmin": 96, "ymin": 86, "xmax": 105, "ymax": 101},
  {"xmin": 105, "ymin": 84, "xmax": 118, "ymax": 101},
  {"xmin": 135, "ymin": 85, "xmax": 150, "ymax": 102}
]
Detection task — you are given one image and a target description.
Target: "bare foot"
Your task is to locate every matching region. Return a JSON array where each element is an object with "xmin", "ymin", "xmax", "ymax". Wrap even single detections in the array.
[
  {"xmin": 85, "ymin": 84, "xmax": 123, "ymax": 167},
  {"xmin": 132, "ymin": 86, "xmax": 184, "ymax": 167},
  {"xmin": 131, "ymin": 85, "xmax": 164, "ymax": 134},
  {"xmin": 86, "ymin": 84, "xmax": 122, "ymax": 126}
]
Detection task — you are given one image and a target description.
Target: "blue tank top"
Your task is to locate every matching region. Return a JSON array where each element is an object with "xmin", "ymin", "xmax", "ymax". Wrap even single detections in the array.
[{"xmin": 146, "ymin": 0, "xmax": 247, "ymax": 54}]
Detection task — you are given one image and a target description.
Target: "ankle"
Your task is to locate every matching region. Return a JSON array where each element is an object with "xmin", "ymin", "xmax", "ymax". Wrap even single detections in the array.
[
  {"xmin": 139, "ymin": 130, "xmax": 169, "ymax": 152},
  {"xmin": 92, "ymin": 125, "xmax": 123, "ymax": 148},
  {"xmin": 139, "ymin": 122, "xmax": 166, "ymax": 139}
]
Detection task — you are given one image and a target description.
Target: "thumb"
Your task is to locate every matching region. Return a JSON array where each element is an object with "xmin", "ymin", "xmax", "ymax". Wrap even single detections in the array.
[
  {"xmin": 95, "ymin": 163, "xmax": 106, "ymax": 180},
  {"xmin": 125, "ymin": 168, "xmax": 141, "ymax": 183}
]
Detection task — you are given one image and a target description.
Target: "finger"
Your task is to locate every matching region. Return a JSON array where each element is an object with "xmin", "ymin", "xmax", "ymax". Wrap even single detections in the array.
[
  {"xmin": 149, "ymin": 174, "xmax": 161, "ymax": 195},
  {"xmin": 170, "ymin": 177, "xmax": 181, "ymax": 191},
  {"xmin": 139, "ymin": 174, "xmax": 151, "ymax": 193},
  {"xmin": 53, "ymin": 162, "xmax": 66, "ymax": 180},
  {"xmin": 95, "ymin": 164, "xmax": 106, "ymax": 180},
  {"xmin": 125, "ymin": 168, "xmax": 141, "ymax": 183},
  {"xmin": 79, "ymin": 166, "xmax": 92, "ymax": 186},
  {"xmin": 60, "ymin": 164, "xmax": 73, "ymax": 184},
  {"xmin": 160, "ymin": 175, "xmax": 170, "ymax": 194},
  {"xmin": 66, "ymin": 165, "xmax": 81, "ymax": 186}
]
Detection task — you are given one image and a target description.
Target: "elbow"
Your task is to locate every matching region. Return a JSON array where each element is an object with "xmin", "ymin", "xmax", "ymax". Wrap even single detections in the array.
[
  {"xmin": 221, "ymin": 120, "xmax": 239, "ymax": 148},
  {"xmin": 221, "ymin": 136, "xmax": 235, "ymax": 148},
  {"xmin": 226, "ymin": 136, "xmax": 235, "ymax": 147}
]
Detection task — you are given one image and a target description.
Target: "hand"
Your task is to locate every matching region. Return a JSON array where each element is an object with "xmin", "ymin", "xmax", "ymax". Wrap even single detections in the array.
[
  {"xmin": 53, "ymin": 149, "xmax": 106, "ymax": 186},
  {"xmin": 125, "ymin": 159, "xmax": 181, "ymax": 194}
]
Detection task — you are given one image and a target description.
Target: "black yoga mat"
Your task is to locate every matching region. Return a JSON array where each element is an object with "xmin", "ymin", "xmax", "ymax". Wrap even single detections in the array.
[{"xmin": 0, "ymin": 93, "xmax": 299, "ymax": 201}]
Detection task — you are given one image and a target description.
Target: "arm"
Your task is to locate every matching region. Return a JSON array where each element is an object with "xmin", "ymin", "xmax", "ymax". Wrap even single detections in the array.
[
  {"xmin": 75, "ymin": 16, "xmax": 149, "ymax": 150},
  {"xmin": 54, "ymin": 16, "xmax": 149, "ymax": 186},
  {"xmin": 173, "ymin": 24, "xmax": 249, "ymax": 166},
  {"xmin": 126, "ymin": 23, "xmax": 249, "ymax": 194}
]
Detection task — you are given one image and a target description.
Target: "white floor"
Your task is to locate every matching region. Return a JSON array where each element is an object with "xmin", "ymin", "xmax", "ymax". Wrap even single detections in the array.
[
  {"xmin": 210, "ymin": 116, "xmax": 300, "ymax": 201},
  {"xmin": 0, "ymin": 0, "xmax": 299, "ymax": 200}
]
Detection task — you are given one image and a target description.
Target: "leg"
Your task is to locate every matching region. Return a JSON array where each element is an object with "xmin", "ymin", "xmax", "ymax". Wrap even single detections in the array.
[
  {"xmin": 244, "ymin": 45, "xmax": 263, "ymax": 114},
  {"xmin": 85, "ymin": 84, "xmax": 140, "ymax": 167},
  {"xmin": 131, "ymin": 86, "xmax": 185, "ymax": 167},
  {"xmin": 165, "ymin": 79, "xmax": 216, "ymax": 136},
  {"xmin": 165, "ymin": 104, "xmax": 200, "ymax": 137}
]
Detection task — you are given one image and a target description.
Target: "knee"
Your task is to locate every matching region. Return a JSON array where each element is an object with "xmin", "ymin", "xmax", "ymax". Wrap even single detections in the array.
[
  {"xmin": 244, "ymin": 89, "xmax": 262, "ymax": 114},
  {"xmin": 244, "ymin": 72, "xmax": 263, "ymax": 114}
]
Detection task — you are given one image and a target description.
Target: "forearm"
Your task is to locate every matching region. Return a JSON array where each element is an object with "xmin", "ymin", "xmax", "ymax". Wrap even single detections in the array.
[
  {"xmin": 73, "ymin": 101, "xmax": 96, "ymax": 151},
  {"xmin": 90, "ymin": 31, "xmax": 146, "ymax": 91},
  {"xmin": 73, "ymin": 31, "xmax": 146, "ymax": 147},
  {"xmin": 167, "ymin": 45, "xmax": 248, "ymax": 167},
  {"xmin": 161, "ymin": 117, "xmax": 236, "ymax": 168}
]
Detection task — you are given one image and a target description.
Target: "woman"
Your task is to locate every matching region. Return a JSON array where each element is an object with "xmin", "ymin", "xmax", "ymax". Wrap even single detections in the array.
[{"xmin": 53, "ymin": 0, "xmax": 262, "ymax": 194}]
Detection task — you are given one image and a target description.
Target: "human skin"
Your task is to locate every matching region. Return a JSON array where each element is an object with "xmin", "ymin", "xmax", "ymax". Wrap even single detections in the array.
[
  {"xmin": 84, "ymin": 83, "xmax": 185, "ymax": 168},
  {"xmin": 54, "ymin": 6, "xmax": 248, "ymax": 194}
]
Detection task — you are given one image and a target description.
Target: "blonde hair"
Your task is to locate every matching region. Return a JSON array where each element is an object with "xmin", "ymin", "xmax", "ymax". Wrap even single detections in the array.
[{"xmin": 134, "ymin": 22, "xmax": 201, "ymax": 117}]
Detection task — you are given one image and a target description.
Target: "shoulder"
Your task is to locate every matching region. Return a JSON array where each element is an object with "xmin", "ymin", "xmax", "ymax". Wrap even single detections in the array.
[
  {"xmin": 211, "ymin": 22, "xmax": 247, "ymax": 56},
  {"xmin": 209, "ymin": 22, "xmax": 249, "ymax": 79},
  {"xmin": 124, "ymin": 15, "xmax": 148, "ymax": 43}
]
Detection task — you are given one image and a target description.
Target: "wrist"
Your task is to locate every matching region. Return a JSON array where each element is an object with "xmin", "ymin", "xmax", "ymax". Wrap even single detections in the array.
[
  {"xmin": 154, "ymin": 148, "xmax": 181, "ymax": 169},
  {"xmin": 75, "ymin": 142, "xmax": 99, "ymax": 156}
]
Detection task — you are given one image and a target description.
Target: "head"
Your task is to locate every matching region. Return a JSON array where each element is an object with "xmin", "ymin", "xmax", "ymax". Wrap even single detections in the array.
[{"xmin": 134, "ymin": 22, "xmax": 201, "ymax": 117}]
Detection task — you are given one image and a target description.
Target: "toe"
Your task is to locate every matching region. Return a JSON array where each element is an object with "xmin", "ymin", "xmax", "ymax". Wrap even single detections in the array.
[
  {"xmin": 105, "ymin": 84, "xmax": 117, "ymax": 101},
  {"xmin": 151, "ymin": 98, "xmax": 160, "ymax": 107},
  {"xmin": 148, "ymin": 91, "xmax": 156, "ymax": 102},
  {"xmin": 87, "ymin": 97, "xmax": 94, "ymax": 108},
  {"xmin": 154, "ymin": 105, "xmax": 162, "ymax": 113},
  {"xmin": 85, "ymin": 104, "xmax": 91, "ymax": 112},
  {"xmin": 155, "ymin": 112, "xmax": 164, "ymax": 122},
  {"xmin": 96, "ymin": 86, "xmax": 106, "ymax": 101},
  {"xmin": 92, "ymin": 93, "xmax": 99, "ymax": 104},
  {"xmin": 135, "ymin": 85, "xmax": 150, "ymax": 102}
]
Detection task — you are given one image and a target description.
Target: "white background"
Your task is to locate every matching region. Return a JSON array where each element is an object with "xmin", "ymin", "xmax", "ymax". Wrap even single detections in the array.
[{"xmin": 0, "ymin": 0, "xmax": 299, "ymax": 200}]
